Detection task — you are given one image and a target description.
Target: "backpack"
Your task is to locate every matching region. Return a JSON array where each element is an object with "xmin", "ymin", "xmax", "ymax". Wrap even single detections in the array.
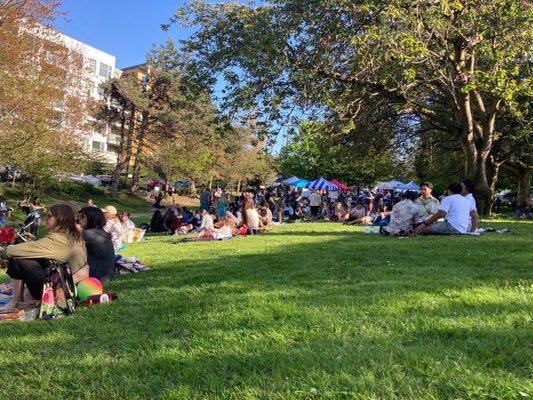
[
  {"xmin": 238, "ymin": 224, "xmax": 248, "ymax": 236},
  {"xmin": 0, "ymin": 227, "xmax": 15, "ymax": 244},
  {"xmin": 39, "ymin": 261, "xmax": 77, "ymax": 320}
]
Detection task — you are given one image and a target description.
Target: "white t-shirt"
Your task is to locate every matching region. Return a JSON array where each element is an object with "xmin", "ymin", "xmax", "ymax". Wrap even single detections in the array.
[
  {"xmin": 199, "ymin": 214, "xmax": 214, "ymax": 230},
  {"xmin": 309, "ymin": 193, "xmax": 322, "ymax": 207},
  {"xmin": 464, "ymin": 193, "xmax": 477, "ymax": 211},
  {"xmin": 438, "ymin": 194, "xmax": 475, "ymax": 233},
  {"xmin": 122, "ymin": 219, "xmax": 135, "ymax": 229}
]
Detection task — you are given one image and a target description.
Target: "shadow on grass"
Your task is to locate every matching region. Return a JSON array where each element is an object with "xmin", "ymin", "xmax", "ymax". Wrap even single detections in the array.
[{"xmin": 0, "ymin": 224, "xmax": 531, "ymax": 398}]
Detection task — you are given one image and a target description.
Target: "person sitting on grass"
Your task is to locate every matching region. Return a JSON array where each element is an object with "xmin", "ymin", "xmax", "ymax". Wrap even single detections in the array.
[
  {"xmin": 197, "ymin": 216, "xmax": 235, "ymax": 241},
  {"xmin": 415, "ymin": 182, "xmax": 440, "ymax": 223},
  {"xmin": 259, "ymin": 201, "xmax": 273, "ymax": 226},
  {"xmin": 78, "ymin": 207, "xmax": 115, "ymax": 284},
  {"xmin": 102, "ymin": 205, "xmax": 123, "ymax": 250},
  {"xmin": 276, "ymin": 203, "xmax": 284, "ymax": 223},
  {"xmin": 288, "ymin": 205, "xmax": 304, "ymax": 222},
  {"xmin": 382, "ymin": 191, "xmax": 420, "ymax": 236},
  {"xmin": 121, "ymin": 212, "xmax": 135, "ymax": 229},
  {"xmin": 196, "ymin": 208, "xmax": 214, "ymax": 232},
  {"xmin": 347, "ymin": 201, "xmax": 375, "ymax": 225},
  {"xmin": 149, "ymin": 209, "xmax": 166, "ymax": 233},
  {"xmin": 0, "ymin": 204, "xmax": 88, "ymax": 310},
  {"xmin": 241, "ymin": 198, "xmax": 260, "ymax": 234},
  {"xmin": 415, "ymin": 183, "xmax": 479, "ymax": 235},
  {"xmin": 282, "ymin": 202, "xmax": 294, "ymax": 219},
  {"xmin": 462, "ymin": 179, "xmax": 478, "ymax": 230},
  {"xmin": 334, "ymin": 202, "xmax": 347, "ymax": 222},
  {"xmin": 344, "ymin": 202, "xmax": 367, "ymax": 225}
]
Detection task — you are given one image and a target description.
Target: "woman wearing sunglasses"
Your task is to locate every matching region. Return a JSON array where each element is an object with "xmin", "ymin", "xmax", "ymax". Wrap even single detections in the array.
[{"xmin": 1, "ymin": 204, "xmax": 88, "ymax": 310}]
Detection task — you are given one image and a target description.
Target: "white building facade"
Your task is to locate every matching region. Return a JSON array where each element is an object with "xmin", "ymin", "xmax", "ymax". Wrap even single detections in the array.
[{"xmin": 58, "ymin": 32, "xmax": 121, "ymax": 163}]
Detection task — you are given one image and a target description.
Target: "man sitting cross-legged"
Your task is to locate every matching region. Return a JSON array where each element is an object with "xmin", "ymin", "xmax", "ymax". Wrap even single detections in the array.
[
  {"xmin": 382, "ymin": 191, "xmax": 420, "ymax": 235},
  {"xmin": 415, "ymin": 183, "xmax": 479, "ymax": 235}
]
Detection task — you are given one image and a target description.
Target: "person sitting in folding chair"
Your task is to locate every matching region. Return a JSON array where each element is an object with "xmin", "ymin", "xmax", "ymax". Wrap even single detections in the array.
[{"xmin": 0, "ymin": 204, "xmax": 88, "ymax": 310}]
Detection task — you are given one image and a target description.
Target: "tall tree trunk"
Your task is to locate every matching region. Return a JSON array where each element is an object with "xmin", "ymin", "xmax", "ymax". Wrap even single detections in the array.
[
  {"xmin": 130, "ymin": 112, "xmax": 148, "ymax": 194},
  {"xmin": 111, "ymin": 108, "xmax": 133, "ymax": 199},
  {"xmin": 459, "ymin": 127, "xmax": 495, "ymax": 216},
  {"xmin": 516, "ymin": 168, "xmax": 530, "ymax": 208},
  {"xmin": 236, "ymin": 179, "xmax": 241, "ymax": 194},
  {"xmin": 208, "ymin": 175, "xmax": 213, "ymax": 190}
]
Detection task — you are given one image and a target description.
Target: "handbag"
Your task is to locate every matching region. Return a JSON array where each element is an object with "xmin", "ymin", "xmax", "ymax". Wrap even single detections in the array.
[
  {"xmin": 238, "ymin": 224, "xmax": 248, "ymax": 236},
  {"xmin": 39, "ymin": 261, "xmax": 77, "ymax": 320}
]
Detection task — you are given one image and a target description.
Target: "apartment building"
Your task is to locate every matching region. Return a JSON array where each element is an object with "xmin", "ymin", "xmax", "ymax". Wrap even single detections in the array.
[{"xmin": 57, "ymin": 31, "xmax": 122, "ymax": 163}]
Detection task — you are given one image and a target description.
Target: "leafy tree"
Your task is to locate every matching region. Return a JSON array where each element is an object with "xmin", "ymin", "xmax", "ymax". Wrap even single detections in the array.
[
  {"xmin": 0, "ymin": 0, "xmax": 90, "ymax": 191},
  {"xmin": 95, "ymin": 77, "xmax": 146, "ymax": 199},
  {"xmin": 170, "ymin": 0, "xmax": 532, "ymax": 214},
  {"xmin": 277, "ymin": 120, "xmax": 410, "ymax": 187}
]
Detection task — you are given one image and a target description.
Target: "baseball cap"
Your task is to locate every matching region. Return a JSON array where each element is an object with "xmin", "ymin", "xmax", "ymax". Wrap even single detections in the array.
[{"xmin": 101, "ymin": 205, "xmax": 118, "ymax": 216}]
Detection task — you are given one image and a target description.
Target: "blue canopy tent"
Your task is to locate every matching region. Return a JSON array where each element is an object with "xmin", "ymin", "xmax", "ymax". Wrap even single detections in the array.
[
  {"xmin": 282, "ymin": 176, "xmax": 300, "ymax": 185},
  {"xmin": 400, "ymin": 181, "xmax": 421, "ymax": 191},
  {"xmin": 376, "ymin": 180, "xmax": 404, "ymax": 190},
  {"xmin": 307, "ymin": 178, "xmax": 338, "ymax": 190},
  {"xmin": 292, "ymin": 179, "xmax": 310, "ymax": 188}
]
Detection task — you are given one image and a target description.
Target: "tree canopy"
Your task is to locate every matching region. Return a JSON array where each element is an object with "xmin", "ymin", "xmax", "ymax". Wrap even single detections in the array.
[{"xmin": 169, "ymin": 0, "xmax": 532, "ymax": 213}]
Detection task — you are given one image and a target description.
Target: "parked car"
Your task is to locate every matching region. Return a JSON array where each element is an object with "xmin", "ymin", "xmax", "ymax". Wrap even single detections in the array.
[
  {"xmin": 54, "ymin": 173, "xmax": 102, "ymax": 186},
  {"xmin": 174, "ymin": 180, "xmax": 190, "ymax": 188},
  {"xmin": 144, "ymin": 179, "xmax": 165, "ymax": 190},
  {"xmin": 0, "ymin": 164, "xmax": 24, "ymax": 182},
  {"xmin": 96, "ymin": 175, "xmax": 113, "ymax": 186}
]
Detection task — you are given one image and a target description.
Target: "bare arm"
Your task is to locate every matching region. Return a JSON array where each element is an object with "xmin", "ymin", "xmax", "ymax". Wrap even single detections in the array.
[
  {"xmin": 415, "ymin": 210, "xmax": 446, "ymax": 234},
  {"xmin": 424, "ymin": 210, "xmax": 446, "ymax": 225},
  {"xmin": 470, "ymin": 210, "xmax": 479, "ymax": 232}
]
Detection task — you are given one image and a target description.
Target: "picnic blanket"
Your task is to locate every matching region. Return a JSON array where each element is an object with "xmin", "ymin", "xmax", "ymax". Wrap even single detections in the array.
[
  {"xmin": 0, "ymin": 282, "xmax": 40, "ymax": 322},
  {"xmin": 115, "ymin": 256, "xmax": 149, "ymax": 275}
]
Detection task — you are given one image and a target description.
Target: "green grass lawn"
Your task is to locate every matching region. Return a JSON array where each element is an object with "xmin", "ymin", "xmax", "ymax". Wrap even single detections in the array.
[{"xmin": 0, "ymin": 221, "xmax": 532, "ymax": 399}]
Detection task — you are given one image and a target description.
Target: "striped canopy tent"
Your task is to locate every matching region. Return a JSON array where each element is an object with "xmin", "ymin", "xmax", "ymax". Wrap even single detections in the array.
[
  {"xmin": 282, "ymin": 176, "xmax": 300, "ymax": 185},
  {"xmin": 307, "ymin": 177, "xmax": 338, "ymax": 190},
  {"xmin": 330, "ymin": 179, "xmax": 350, "ymax": 192},
  {"xmin": 292, "ymin": 179, "xmax": 310, "ymax": 188}
]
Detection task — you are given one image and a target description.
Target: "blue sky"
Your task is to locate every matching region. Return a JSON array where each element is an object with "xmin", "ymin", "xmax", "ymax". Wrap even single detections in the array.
[
  {"xmin": 56, "ymin": 0, "xmax": 190, "ymax": 68},
  {"xmin": 55, "ymin": 0, "xmax": 287, "ymax": 151}
]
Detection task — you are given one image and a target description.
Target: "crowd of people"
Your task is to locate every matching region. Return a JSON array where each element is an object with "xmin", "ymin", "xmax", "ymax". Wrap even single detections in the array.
[
  {"xmin": 0, "ymin": 178, "xmax": 499, "ymax": 311},
  {"xmin": 146, "ymin": 189, "xmax": 273, "ymax": 241},
  {"xmin": 142, "ymin": 179, "xmax": 480, "ymax": 242}
]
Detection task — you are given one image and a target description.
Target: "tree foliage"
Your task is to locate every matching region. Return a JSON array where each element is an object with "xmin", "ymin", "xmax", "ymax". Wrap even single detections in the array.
[
  {"xmin": 170, "ymin": 0, "xmax": 532, "ymax": 213},
  {"xmin": 0, "ymin": 0, "xmax": 90, "ymax": 189}
]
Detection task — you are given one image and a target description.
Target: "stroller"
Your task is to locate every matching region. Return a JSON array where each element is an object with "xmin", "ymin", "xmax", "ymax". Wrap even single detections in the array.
[{"xmin": 15, "ymin": 211, "xmax": 39, "ymax": 243}]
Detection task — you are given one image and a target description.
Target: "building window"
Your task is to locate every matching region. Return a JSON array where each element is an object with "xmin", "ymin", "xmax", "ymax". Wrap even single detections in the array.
[
  {"xmin": 92, "ymin": 141, "xmax": 105, "ymax": 151},
  {"xmin": 88, "ymin": 58, "xmax": 97, "ymax": 75},
  {"xmin": 99, "ymin": 63, "xmax": 112, "ymax": 79}
]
